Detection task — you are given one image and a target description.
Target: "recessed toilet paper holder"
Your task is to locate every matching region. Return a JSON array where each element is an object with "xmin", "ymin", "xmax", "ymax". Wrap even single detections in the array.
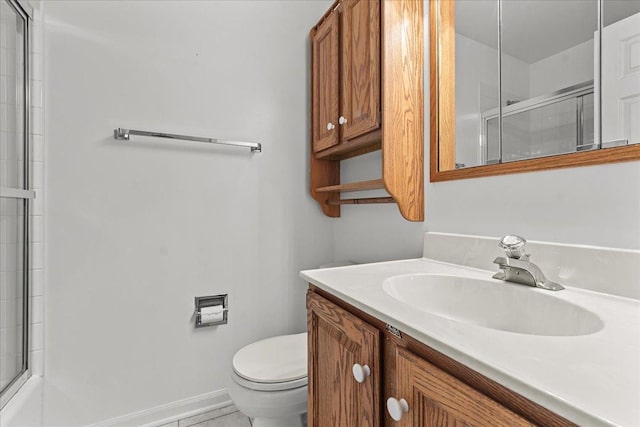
[{"xmin": 194, "ymin": 294, "xmax": 228, "ymax": 328}]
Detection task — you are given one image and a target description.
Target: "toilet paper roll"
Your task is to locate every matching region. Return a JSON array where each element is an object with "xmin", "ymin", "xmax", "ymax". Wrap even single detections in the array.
[{"xmin": 200, "ymin": 305, "xmax": 224, "ymax": 323}]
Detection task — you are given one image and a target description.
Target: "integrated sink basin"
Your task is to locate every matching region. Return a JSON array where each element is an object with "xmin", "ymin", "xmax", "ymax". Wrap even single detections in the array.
[{"xmin": 383, "ymin": 274, "xmax": 604, "ymax": 336}]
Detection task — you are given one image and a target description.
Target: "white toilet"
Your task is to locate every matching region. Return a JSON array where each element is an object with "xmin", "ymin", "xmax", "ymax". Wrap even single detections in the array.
[{"xmin": 229, "ymin": 333, "xmax": 308, "ymax": 427}]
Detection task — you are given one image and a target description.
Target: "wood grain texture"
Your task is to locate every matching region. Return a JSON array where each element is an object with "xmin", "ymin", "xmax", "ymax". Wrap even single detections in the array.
[
  {"xmin": 433, "ymin": 0, "xmax": 455, "ymax": 172},
  {"xmin": 429, "ymin": 0, "xmax": 640, "ymax": 182},
  {"xmin": 396, "ymin": 348, "xmax": 534, "ymax": 426},
  {"xmin": 383, "ymin": 335, "xmax": 399, "ymax": 427},
  {"xmin": 312, "ymin": 10, "xmax": 340, "ymax": 153},
  {"xmin": 381, "ymin": 0, "xmax": 424, "ymax": 222},
  {"xmin": 310, "ymin": 155, "xmax": 340, "ymax": 217},
  {"xmin": 432, "ymin": 143, "xmax": 640, "ymax": 182},
  {"xmin": 316, "ymin": 178, "xmax": 385, "ymax": 193},
  {"xmin": 429, "ymin": 0, "xmax": 439, "ymax": 190},
  {"xmin": 341, "ymin": 0, "xmax": 381, "ymax": 141},
  {"xmin": 308, "ymin": 286, "xmax": 577, "ymax": 427},
  {"xmin": 310, "ymin": 22, "xmax": 340, "ymax": 217},
  {"xmin": 314, "ymin": 129, "xmax": 382, "ymax": 160},
  {"xmin": 310, "ymin": 0, "xmax": 424, "ymax": 220},
  {"xmin": 307, "ymin": 291, "xmax": 381, "ymax": 427}
]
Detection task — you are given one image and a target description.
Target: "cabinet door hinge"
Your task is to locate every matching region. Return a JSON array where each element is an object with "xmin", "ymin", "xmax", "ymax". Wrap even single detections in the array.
[{"xmin": 386, "ymin": 324, "xmax": 402, "ymax": 338}]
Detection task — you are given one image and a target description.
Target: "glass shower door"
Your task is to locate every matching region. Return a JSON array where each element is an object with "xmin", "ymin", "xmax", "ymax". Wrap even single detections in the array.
[
  {"xmin": 483, "ymin": 83, "xmax": 595, "ymax": 164},
  {"xmin": 0, "ymin": 0, "xmax": 31, "ymax": 407}
]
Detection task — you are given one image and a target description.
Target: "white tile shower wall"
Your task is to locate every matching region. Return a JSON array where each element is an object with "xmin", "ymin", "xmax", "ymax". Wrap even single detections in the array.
[
  {"xmin": 43, "ymin": 1, "xmax": 333, "ymax": 425},
  {"xmin": 333, "ymin": 3, "xmax": 640, "ymax": 265}
]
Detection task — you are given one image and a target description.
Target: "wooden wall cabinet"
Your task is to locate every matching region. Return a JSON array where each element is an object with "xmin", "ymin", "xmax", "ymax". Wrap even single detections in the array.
[
  {"xmin": 307, "ymin": 288, "xmax": 576, "ymax": 427},
  {"xmin": 340, "ymin": 0, "xmax": 380, "ymax": 143},
  {"xmin": 311, "ymin": 0, "xmax": 379, "ymax": 154},
  {"xmin": 309, "ymin": 0, "xmax": 424, "ymax": 222},
  {"xmin": 311, "ymin": 9, "xmax": 340, "ymax": 153}
]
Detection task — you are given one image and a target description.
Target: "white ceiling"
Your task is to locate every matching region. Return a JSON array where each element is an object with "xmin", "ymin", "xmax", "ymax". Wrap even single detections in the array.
[{"xmin": 455, "ymin": 0, "xmax": 640, "ymax": 64}]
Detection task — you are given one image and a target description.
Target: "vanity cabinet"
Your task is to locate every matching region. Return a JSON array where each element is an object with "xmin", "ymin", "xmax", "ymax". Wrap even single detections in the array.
[
  {"xmin": 307, "ymin": 288, "xmax": 575, "ymax": 427},
  {"xmin": 392, "ymin": 348, "xmax": 532, "ymax": 426},
  {"xmin": 307, "ymin": 287, "xmax": 381, "ymax": 426}
]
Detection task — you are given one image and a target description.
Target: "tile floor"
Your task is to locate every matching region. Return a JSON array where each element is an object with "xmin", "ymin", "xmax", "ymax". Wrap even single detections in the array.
[{"xmin": 158, "ymin": 405, "xmax": 251, "ymax": 427}]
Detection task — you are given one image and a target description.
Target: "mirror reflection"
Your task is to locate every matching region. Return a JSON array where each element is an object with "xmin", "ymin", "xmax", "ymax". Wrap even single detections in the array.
[
  {"xmin": 454, "ymin": 0, "xmax": 499, "ymax": 168},
  {"xmin": 602, "ymin": 1, "xmax": 640, "ymax": 149},
  {"xmin": 451, "ymin": 0, "xmax": 640, "ymax": 170}
]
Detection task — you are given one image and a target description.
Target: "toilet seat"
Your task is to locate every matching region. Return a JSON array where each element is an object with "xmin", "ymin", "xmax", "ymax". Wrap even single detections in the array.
[{"xmin": 232, "ymin": 333, "xmax": 307, "ymax": 389}]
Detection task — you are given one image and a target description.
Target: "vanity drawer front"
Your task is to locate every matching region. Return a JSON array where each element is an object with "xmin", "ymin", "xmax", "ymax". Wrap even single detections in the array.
[{"xmin": 307, "ymin": 291, "xmax": 381, "ymax": 427}]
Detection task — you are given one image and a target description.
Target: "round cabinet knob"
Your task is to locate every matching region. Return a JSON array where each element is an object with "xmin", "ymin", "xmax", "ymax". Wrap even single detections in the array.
[
  {"xmin": 352, "ymin": 363, "xmax": 371, "ymax": 383},
  {"xmin": 338, "ymin": 116, "xmax": 348, "ymax": 125},
  {"xmin": 387, "ymin": 397, "xmax": 409, "ymax": 422},
  {"xmin": 326, "ymin": 122, "xmax": 335, "ymax": 131}
]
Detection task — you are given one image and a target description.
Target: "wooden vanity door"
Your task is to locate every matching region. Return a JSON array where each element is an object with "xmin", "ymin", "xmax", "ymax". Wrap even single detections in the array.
[
  {"xmin": 307, "ymin": 291, "xmax": 380, "ymax": 427},
  {"xmin": 340, "ymin": 0, "xmax": 380, "ymax": 141},
  {"xmin": 394, "ymin": 348, "xmax": 534, "ymax": 427},
  {"xmin": 311, "ymin": 10, "xmax": 340, "ymax": 153}
]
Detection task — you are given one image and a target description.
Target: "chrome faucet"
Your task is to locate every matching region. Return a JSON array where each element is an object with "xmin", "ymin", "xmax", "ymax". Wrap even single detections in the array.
[{"xmin": 492, "ymin": 235, "xmax": 564, "ymax": 291}]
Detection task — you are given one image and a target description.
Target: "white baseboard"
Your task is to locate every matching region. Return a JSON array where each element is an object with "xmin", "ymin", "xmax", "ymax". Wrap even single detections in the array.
[{"xmin": 89, "ymin": 389, "xmax": 232, "ymax": 427}]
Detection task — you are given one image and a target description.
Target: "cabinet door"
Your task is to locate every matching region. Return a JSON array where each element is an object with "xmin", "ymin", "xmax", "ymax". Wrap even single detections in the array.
[
  {"xmin": 312, "ymin": 11, "xmax": 340, "ymax": 153},
  {"xmin": 393, "ymin": 348, "xmax": 534, "ymax": 427},
  {"xmin": 340, "ymin": 0, "xmax": 380, "ymax": 141},
  {"xmin": 307, "ymin": 292, "xmax": 380, "ymax": 427}
]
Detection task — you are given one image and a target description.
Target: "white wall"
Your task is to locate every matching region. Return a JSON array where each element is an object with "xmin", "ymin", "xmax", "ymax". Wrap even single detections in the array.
[
  {"xmin": 529, "ymin": 39, "xmax": 594, "ymax": 97},
  {"xmin": 334, "ymin": 6, "xmax": 640, "ymax": 263},
  {"xmin": 43, "ymin": 1, "xmax": 332, "ymax": 425},
  {"xmin": 37, "ymin": 1, "xmax": 640, "ymax": 424}
]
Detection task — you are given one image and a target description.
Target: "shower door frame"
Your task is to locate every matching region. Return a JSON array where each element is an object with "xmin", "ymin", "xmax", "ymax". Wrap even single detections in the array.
[{"xmin": 0, "ymin": 0, "xmax": 32, "ymax": 410}]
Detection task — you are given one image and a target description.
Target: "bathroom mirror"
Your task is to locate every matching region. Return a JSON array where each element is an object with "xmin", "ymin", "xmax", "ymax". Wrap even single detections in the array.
[{"xmin": 430, "ymin": 0, "xmax": 640, "ymax": 181}]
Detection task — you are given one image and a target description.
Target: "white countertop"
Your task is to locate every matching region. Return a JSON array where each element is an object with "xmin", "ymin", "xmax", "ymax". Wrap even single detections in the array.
[{"xmin": 301, "ymin": 258, "xmax": 640, "ymax": 427}]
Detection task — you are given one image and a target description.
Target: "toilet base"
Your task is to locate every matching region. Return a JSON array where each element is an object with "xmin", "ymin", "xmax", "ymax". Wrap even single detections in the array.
[
  {"xmin": 229, "ymin": 372, "xmax": 307, "ymax": 427},
  {"xmin": 252, "ymin": 413, "xmax": 305, "ymax": 427}
]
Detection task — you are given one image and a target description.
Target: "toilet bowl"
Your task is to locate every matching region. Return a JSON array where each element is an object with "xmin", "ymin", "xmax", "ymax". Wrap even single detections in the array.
[{"xmin": 229, "ymin": 333, "xmax": 307, "ymax": 427}]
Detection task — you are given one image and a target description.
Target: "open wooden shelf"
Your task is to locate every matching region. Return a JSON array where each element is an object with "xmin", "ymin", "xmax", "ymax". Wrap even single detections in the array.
[
  {"xmin": 314, "ymin": 178, "xmax": 395, "ymax": 207},
  {"xmin": 315, "ymin": 179, "xmax": 385, "ymax": 193}
]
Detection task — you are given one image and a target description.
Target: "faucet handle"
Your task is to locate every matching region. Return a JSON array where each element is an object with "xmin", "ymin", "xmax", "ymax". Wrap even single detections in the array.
[{"xmin": 498, "ymin": 235, "xmax": 527, "ymax": 259}]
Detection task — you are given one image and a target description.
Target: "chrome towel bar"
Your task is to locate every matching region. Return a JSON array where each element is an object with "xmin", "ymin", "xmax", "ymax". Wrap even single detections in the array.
[{"xmin": 113, "ymin": 128, "xmax": 261, "ymax": 153}]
